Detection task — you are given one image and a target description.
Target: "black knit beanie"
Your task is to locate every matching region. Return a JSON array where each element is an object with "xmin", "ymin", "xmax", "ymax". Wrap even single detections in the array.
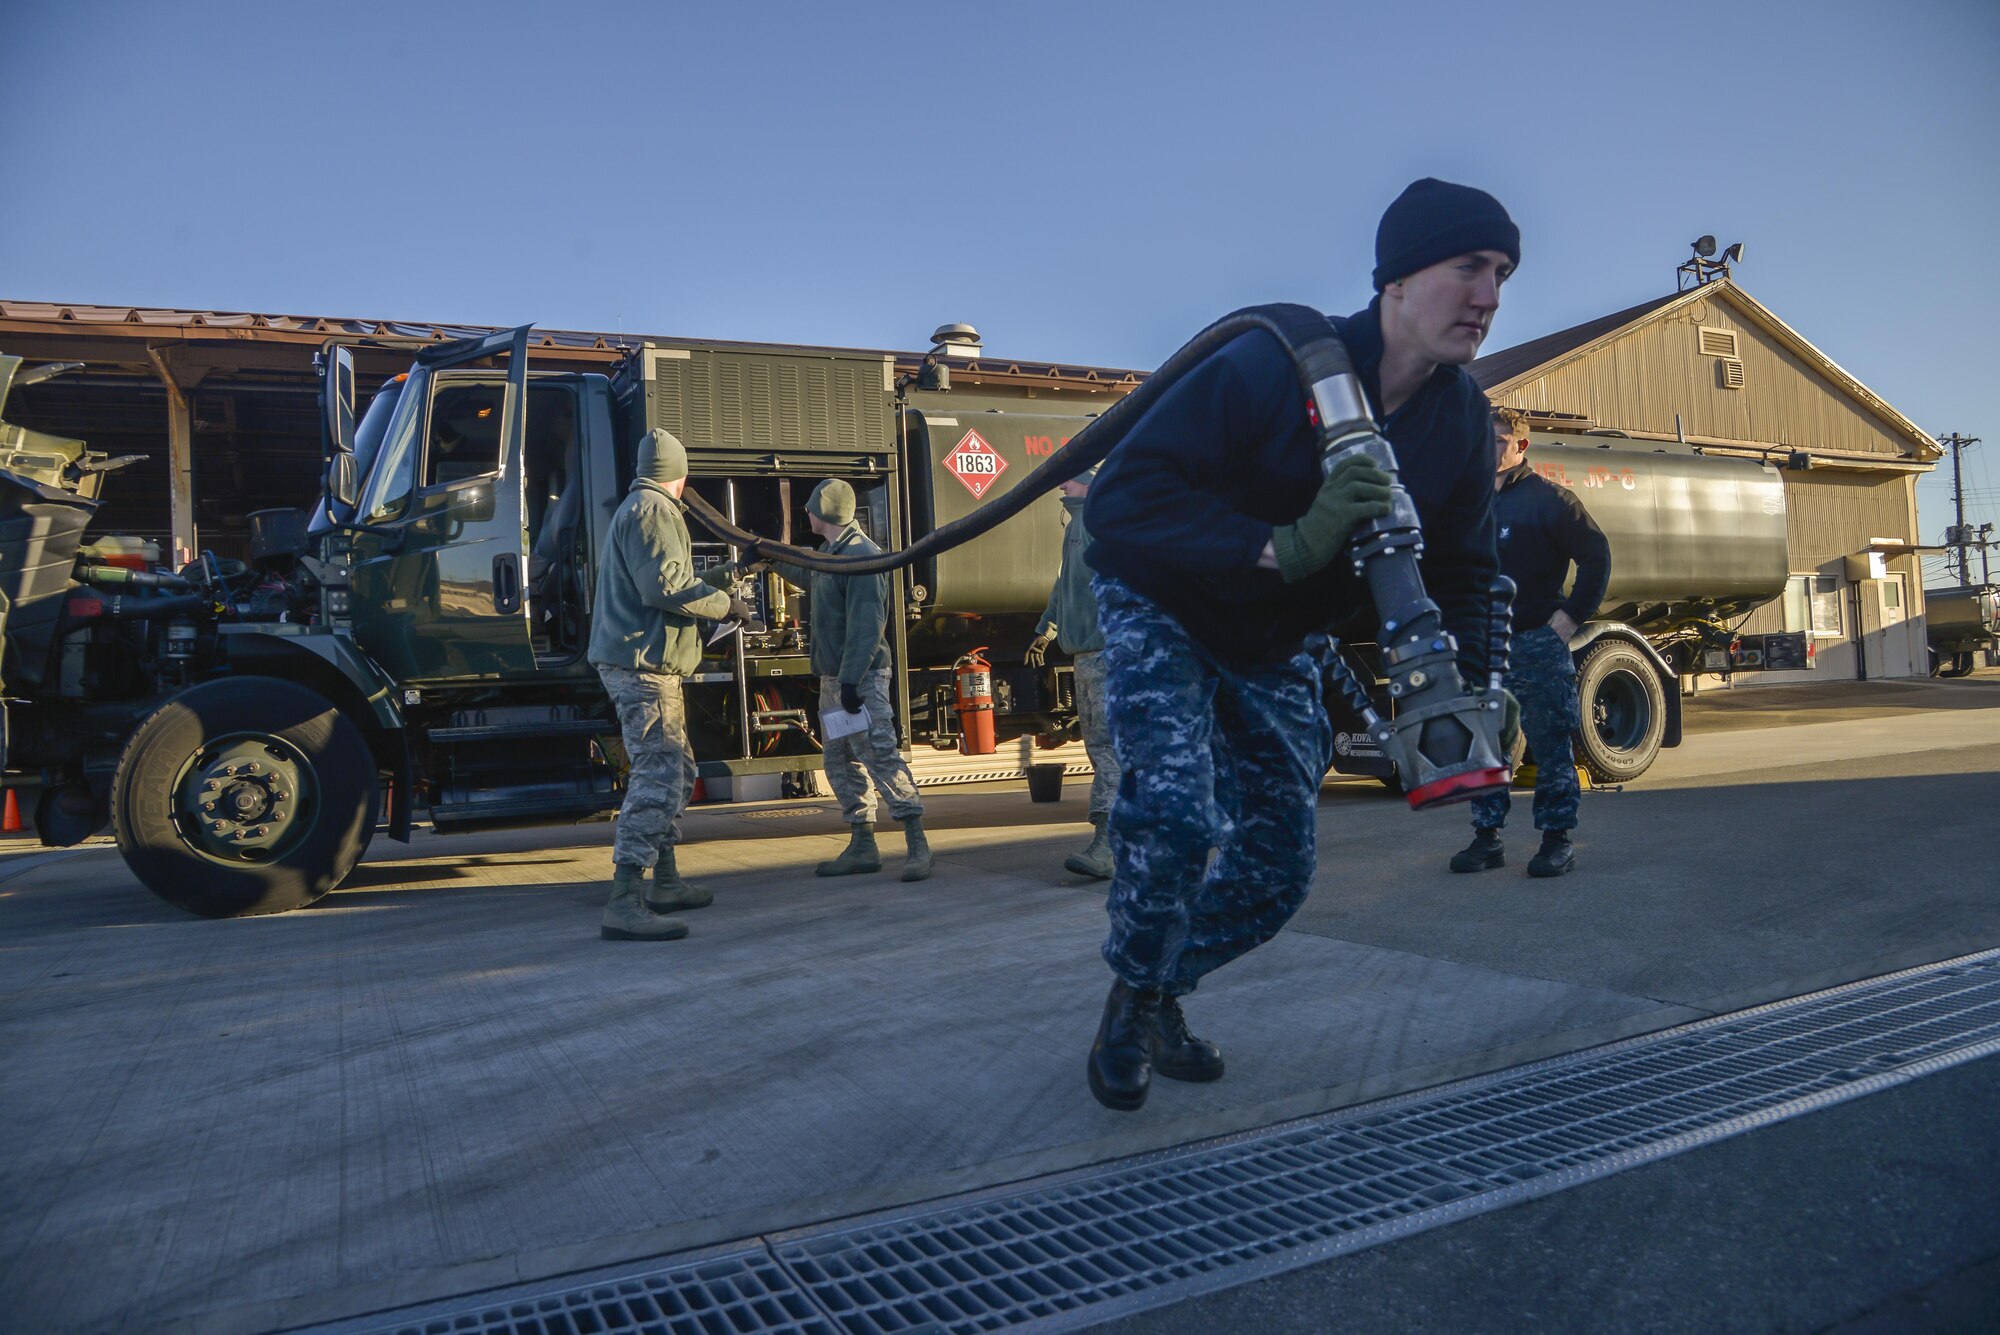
[{"xmin": 1373, "ymin": 178, "xmax": 1520, "ymax": 291}]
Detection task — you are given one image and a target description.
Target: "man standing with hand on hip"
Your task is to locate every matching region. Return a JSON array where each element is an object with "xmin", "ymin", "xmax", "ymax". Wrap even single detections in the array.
[
  {"xmin": 1452, "ymin": 407, "xmax": 1610, "ymax": 878},
  {"xmin": 589, "ymin": 428, "xmax": 754, "ymax": 941},
  {"xmin": 1026, "ymin": 467, "xmax": 1120, "ymax": 880},
  {"xmin": 772, "ymin": 479, "xmax": 933, "ymax": 883}
]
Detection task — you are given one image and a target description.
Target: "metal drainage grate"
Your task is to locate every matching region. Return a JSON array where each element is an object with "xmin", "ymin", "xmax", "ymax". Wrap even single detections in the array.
[
  {"xmin": 316, "ymin": 1242, "xmax": 839, "ymax": 1335},
  {"xmin": 308, "ymin": 949, "xmax": 2000, "ymax": 1335}
]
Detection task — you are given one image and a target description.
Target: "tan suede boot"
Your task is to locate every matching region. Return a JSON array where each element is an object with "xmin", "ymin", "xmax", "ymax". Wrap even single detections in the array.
[
  {"xmin": 816, "ymin": 824, "xmax": 883, "ymax": 877},
  {"xmin": 602, "ymin": 865, "xmax": 690, "ymax": 940},
  {"xmin": 645, "ymin": 846, "xmax": 714, "ymax": 912}
]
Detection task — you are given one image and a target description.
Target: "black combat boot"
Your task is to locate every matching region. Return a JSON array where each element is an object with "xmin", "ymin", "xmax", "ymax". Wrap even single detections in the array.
[
  {"xmin": 1087, "ymin": 979, "xmax": 1161, "ymax": 1111},
  {"xmin": 1154, "ymin": 994, "xmax": 1225, "ymax": 1082},
  {"xmin": 1450, "ymin": 828, "xmax": 1505, "ymax": 873},
  {"xmin": 1528, "ymin": 830, "xmax": 1576, "ymax": 878}
]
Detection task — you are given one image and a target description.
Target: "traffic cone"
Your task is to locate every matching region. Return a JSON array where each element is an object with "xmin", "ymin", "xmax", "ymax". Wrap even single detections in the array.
[{"xmin": 3, "ymin": 789, "xmax": 22, "ymax": 834}]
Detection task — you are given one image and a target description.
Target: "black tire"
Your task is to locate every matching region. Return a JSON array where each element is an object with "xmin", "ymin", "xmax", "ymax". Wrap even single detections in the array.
[
  {"xmin": 1941, "ymin": 652, "xmax": 1977, "ymax": 678},
  {"xmin": 112, "ymin": 676, "xmax": 378, "ymax": 917},
  {"xmin": 1573, "ymin": 638, "xmax": 1667, "ymax": 784}
]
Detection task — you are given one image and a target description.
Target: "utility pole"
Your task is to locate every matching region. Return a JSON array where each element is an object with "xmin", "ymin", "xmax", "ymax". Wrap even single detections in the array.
[{"xmin": 1939, "ymin": 433, "xmax": 1981, "ymax": 584}]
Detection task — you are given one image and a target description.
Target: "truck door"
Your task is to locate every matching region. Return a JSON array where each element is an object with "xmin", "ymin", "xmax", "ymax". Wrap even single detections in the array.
[{"xmin": 342, "ymin": 327, "xmax": 537, "ymax": 684}]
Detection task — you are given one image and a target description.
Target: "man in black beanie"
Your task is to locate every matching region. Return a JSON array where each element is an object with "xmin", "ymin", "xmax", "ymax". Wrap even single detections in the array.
[{"xmin": 1079, "ymin": 178, "xmax": 1518, "ymax": 1111}]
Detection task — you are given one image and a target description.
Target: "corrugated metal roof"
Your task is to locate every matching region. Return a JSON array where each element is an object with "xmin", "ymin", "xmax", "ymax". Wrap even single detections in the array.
[
  {"xmin": 0, "ymin": 301, "xmax": 1146, "ymax": 386},
  {"xmin": 1471, "ymin": 280, "xmax": 1939, "ymax": 461},
  {"xmin": 1470, "ymin": 291, "xmax": 1689, "ymax": 390}
]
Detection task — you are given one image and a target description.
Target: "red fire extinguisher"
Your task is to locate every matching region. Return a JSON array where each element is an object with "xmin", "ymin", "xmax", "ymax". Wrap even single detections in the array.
[{"xmin": 954, "ymin": 647, "xmax": 996, "ymax": 756}]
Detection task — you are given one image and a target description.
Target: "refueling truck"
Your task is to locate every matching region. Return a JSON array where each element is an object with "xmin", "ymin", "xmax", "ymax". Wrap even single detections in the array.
[
  {"xmin": 3, "ymin": 330, "xmax": 1796, "ymax": 916},
  {"xmin": 1328, "ymin": 433, "xmax": 1799, "ymax": 787},
  {"xmin": 1, "ymin": 330, "xmax": 1131, "ymax": 916},
  {"xmin": 1924, "ymin": 584, "xmax": 1997, "ymax": 677}
]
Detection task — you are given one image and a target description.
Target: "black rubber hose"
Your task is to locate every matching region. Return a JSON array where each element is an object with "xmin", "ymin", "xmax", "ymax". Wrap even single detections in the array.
[{"xmin": 680, "ymin": 304, "xmax": 1351, "ymax": 574}]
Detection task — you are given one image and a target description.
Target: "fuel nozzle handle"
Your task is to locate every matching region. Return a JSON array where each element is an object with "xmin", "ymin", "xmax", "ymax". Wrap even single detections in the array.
[{"xmin": 1487, "ymin": 575, "xmax": 1517, "ymax": 693}]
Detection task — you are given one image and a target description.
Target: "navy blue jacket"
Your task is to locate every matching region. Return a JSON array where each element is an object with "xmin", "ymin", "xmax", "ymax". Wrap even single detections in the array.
[
  {"xmin": 1085, "ymin": 303, "xmax": 1498, "ymax": 673},
  {"xmin": 1493, "ymin": 464, "xmax": 1612, "ymax": 630}
]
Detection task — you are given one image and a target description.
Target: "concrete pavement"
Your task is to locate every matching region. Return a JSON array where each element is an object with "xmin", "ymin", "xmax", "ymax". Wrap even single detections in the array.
[{"xmin": 1, "ymin": 678, "xmax": 1996, "ymax": 1333}]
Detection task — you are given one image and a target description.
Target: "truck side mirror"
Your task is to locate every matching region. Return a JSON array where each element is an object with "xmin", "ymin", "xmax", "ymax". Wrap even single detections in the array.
[
  {"xmin": 327, "ymin": 452, "xmax": 360, "ymax": 509},
  {"xmin": 322, "ymin": 344, "xmax": 358, "ymax": 464}
]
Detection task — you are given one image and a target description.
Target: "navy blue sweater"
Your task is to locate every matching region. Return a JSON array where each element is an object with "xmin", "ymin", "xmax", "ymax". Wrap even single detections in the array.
[
  {"xmin": 1085, "ymin": 303, "xmax": 1498, "ymax": 673},
  {"xmin": 1493, "ymin": 464, "xmax": 1612, "ymax": 630}
]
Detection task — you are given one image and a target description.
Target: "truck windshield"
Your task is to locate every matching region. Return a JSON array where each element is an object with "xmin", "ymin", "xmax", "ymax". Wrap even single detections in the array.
[{"xmin": 353, "ymin": 363, "xmax": 432, "ymax": 522}]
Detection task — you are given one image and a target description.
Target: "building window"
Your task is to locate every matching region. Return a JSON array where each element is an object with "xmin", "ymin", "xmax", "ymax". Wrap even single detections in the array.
[
  {"xmin": 1783, "ymin": 575, "xmax": 1811, "ymax": 634},
  {"xmin": 1810, "ymin": 576, "xmax": 1844, "ymax": 638}
]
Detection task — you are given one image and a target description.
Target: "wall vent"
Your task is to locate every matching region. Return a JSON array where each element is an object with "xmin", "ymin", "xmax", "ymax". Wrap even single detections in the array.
[
  {"xmin": 1720, "ymin": 357, "xmax": 1747, "ymax": 390},
  {"xmin": 1697, "ymin": 326, "xmax": 1739, "ymax": 359}
]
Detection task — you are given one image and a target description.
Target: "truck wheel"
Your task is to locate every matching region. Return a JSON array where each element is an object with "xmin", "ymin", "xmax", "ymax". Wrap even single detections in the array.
[
  {"xmin": 1573, "ymin": 639, "xmax": 1667, "ymax": 784},
  {"xmin": 1941, "ymin": 652, "xmax": 1977, "ymax": 678},
  {"xmin": 112, "ymin": 677, "xmax": 378, "ymax": 917}
]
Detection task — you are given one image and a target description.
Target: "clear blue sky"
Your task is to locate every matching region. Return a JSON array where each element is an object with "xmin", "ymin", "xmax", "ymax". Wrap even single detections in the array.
[{"xmin": 6, "ymin": 0, "xmax": 1996, "ymax": 565}]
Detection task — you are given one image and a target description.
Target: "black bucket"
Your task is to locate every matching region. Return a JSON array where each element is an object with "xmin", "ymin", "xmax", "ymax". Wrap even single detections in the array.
[{"xmin": 1027, "ymin": 763, "xmax": 1065, "ymax": 803}]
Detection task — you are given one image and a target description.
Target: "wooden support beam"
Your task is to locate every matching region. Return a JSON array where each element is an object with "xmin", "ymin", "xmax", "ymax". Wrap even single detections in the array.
[{"xmin": 144, "ymin": 345, "xmax": 199, "ymax": 565}]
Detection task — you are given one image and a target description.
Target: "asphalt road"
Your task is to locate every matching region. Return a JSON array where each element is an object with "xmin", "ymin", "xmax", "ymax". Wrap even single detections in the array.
[{"xmin": 2, "ymin": 677, "xmax": 1995, "ymax": 1334}]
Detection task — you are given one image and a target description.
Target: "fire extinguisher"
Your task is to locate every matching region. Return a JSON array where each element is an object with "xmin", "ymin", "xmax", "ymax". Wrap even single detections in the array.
[{"xmin": 953, "ymin": 646, "xmax": 996, "ymax": 756}]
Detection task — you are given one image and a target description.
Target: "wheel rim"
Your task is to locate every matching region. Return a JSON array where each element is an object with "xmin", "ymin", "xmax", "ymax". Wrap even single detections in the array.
[
  {"xmin": 1590, "ymin": 668, "xmax": 1652, "ymax": 755},
  {"xmin": 169, "ymin": 733, "xmax": 320, "ymax": 863}
]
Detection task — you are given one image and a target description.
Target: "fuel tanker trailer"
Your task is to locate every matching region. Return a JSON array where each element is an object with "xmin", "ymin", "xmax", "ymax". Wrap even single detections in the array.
[{"xmin": 1327, "ymin": 435, "xmax": 1795, "ymax": 787}]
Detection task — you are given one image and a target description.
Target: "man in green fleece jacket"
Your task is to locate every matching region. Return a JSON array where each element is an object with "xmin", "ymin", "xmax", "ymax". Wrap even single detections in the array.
[
  {"xmin": 588, "ymin": 428, "xmax": 751, "ymax": 941},
  {"xmin": 1026, "ymin": 467, "xmax": 1120, "ymax": 879},
  {"xmin": 771, "ymin": 479, "xmax": 932, "ymax": 882}
]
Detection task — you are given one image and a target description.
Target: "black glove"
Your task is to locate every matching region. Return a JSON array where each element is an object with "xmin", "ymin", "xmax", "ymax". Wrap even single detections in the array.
[
  {"xmin": 1269, "ymin": 453, "xmax": 1395, "ymax": 584},
  {"xmin": 724, "ymin": 596, "xmax": 754, "ymax": 623},
  {"xmin": 840, "ymin": 682, "xmax": 864, "ymax": 714},
  {"xmin": 699, "ymin": 565, "xmax": 738, "ymax": 591}
]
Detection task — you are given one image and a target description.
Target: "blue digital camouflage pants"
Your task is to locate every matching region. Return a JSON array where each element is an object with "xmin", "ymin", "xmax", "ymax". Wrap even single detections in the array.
[
  {"xmin": 1471, "ymin": 624, "xmax": 1581, "ymax": 833},
  {"xmin": 1094, "ymin": 575, "xmax": 1331, "ymax": 997}
]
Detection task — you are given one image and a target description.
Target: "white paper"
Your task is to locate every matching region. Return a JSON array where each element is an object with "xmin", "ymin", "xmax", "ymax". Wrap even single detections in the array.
[{"xmin": 820, "ymin": 705, "xmax": 872, "ymax": 742}]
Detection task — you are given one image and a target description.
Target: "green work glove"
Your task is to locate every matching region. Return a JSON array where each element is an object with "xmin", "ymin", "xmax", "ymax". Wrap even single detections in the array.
[
  {"xmin": 1025, "ymin": 626, "xmax": 1057, "ymax": 667},
  {"xmin": 699, "ymin": 565, "xmax": 738, "ymax": 591},
  {"xmin": 1499, "ymin": 687, "xmax": 1522, "ymax": 758},
  {"xmin": 1269, "ymin": 453, "xmax": 1395, "ymax": 584}
]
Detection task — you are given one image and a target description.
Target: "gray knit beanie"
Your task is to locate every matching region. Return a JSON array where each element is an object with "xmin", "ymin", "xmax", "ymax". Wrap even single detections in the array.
[
  {"xmin": 636, "ymin": 428, "xmax": 687, "ymax": 485},
  {"xmin": 807, "ymin": 478, "xmax": 856, "ymax": 526}
]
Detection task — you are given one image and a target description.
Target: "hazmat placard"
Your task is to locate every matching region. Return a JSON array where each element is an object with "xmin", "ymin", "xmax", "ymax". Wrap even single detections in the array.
[{"xmin": 943, "ymin": 429, "xmax": 1008, "ymax": 499}]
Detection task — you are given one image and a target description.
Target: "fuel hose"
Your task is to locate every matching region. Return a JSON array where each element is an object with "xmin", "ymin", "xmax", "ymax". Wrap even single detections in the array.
[
  {"xmin": 679, "ymin": 304, "xmax": 1354, "ymax": 574},
  {"xmin": 681, "ymin": 302, "xmax": 1516, "ymax": 808}
]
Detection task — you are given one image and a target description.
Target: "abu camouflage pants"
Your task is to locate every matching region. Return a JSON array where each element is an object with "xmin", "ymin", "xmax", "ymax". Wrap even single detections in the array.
[
  {"xmin": 1093, "ymin": 575, "xmax": 1330, "ymax": 997},
  {"xmin": 1072, "ymin": 649, "xmax": 1121, "ymax": 819},
  {"xmin": 599, "ymin": 665, "xmax": 696, "ymax": 867},
  {"xmin": 1471, "ymin": 624, "xmax": 1581, "ymax": 833},
  {"xmin": 820, "ymin": 670, "xmax": 924, "ymax": 826}
]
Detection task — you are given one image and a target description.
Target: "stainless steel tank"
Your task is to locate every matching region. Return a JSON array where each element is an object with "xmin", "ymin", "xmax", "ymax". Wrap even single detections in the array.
[{"xmin": 1526, "ymin": 437, "xmax": 1789, "ymax": 628}]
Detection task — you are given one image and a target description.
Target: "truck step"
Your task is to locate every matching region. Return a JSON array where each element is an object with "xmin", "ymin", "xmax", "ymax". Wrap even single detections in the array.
[
  {"xmin": 425, "ymin": 718, "xmax": 611, "ymax": 743},
  {"xmin": 429, "ymin": 790, "xmax": 620, "ymax": 831}
]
